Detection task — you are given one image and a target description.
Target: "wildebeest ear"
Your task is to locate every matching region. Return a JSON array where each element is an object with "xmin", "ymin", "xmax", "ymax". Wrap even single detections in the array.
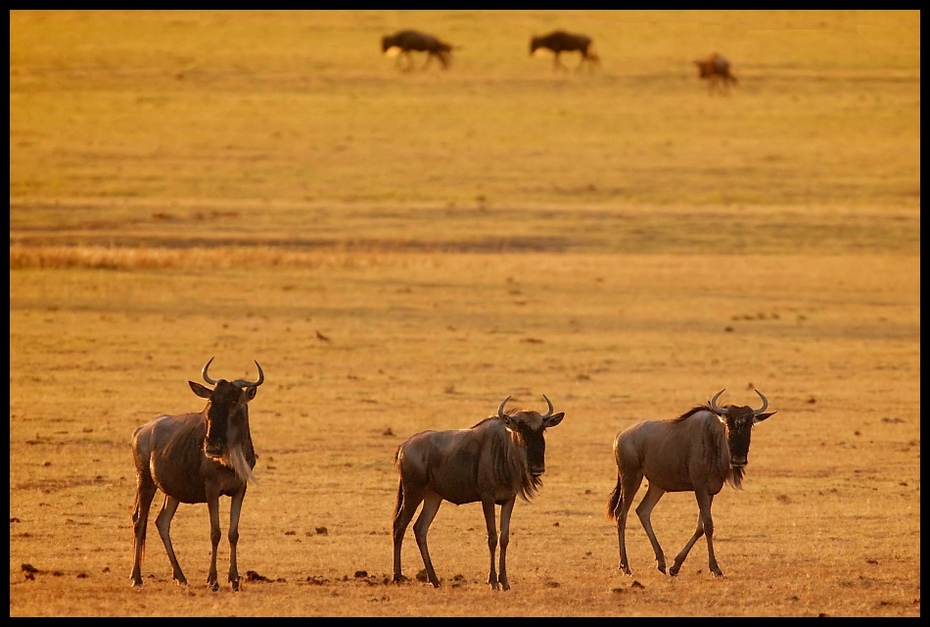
[
  {"xmin": 244, "ymin": 386, "xmax": 258, "ymax": 401},
  {"xmin": 189, "ymin": 381, "xmax": 213, "ymax": 399},
  {"xmin": 753, "ymin": 411, "xmax": 777, "ymax": 424},
  {"xmin": 544, "ymin": 412, "xmax": 565, "ymax": 428}
]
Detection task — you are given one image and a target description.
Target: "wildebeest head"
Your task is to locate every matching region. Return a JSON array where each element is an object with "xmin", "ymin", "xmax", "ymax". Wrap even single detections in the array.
[
  {"xmin": 707, "ymin": 388, "xmax": 776, "ymax": 468},
  {"xmin": 529, "ymin": 36, "xmax": 543, "ymax": 55},
  {"xmin": 497, "ymin": 395, "xmax": 565, "ymax": 476},
  {"xmin": 190, "ymin": 357, "xmax": 264, "ymax": 459}
]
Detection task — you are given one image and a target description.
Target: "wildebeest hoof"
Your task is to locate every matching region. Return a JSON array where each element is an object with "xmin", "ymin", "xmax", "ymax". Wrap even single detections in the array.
[
  {"xmin": 391, "ymin": 575, "xmax": 409, "ymax": 585},
  {"xmin": 208, "ymin": 581, "xmax": 220, "ymax": 592}
]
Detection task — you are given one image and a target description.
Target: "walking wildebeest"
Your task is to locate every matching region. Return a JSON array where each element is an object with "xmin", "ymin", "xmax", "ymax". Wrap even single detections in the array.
[
  {"xmin": 129, "ymin": 357, "xmax": 264, "ymax": 591},
  {"xmin": 694, "ymin": 52, "xmax": 738, "ymax": 94},
  {"xmin": 607, "ymin": 389, "xmax": 775, "ymax": 577},
  {"xmin": 392, "ymin": 395, "xmax": 565, "ymax": 590},
  {"xmin": 530, "ymin": 30, "xmax": 601, "ymax": 72},
  {"xmin": 381, "ymin": 29, "xmax": 457, "ymax": 72}
]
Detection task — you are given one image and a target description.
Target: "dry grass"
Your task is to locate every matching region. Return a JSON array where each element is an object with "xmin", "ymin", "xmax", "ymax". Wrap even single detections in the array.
[{"xmin": 9, "ymin": 10, "xmax": 920, "ymax": 617}]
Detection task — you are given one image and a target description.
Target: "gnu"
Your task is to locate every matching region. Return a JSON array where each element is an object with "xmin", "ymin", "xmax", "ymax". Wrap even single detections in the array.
[
  {"xmin": 530, "ymin": 30, "xmax": 600, "ymax": 72},
  {"xmin": 381, "ymin": 29, "xmax": 457, "ymax": 72},
  {"xmin": 607, "ymin": 389, "xmax": 775, "ymax": 577},
  {"xmin": 694, "ymin": 52, "xmax": 738, "ymax": 94},
  {"xmin": 129, "ymin": 358, "xmax": 264, "ymax": 591},
  {"xmin": 392, "ymin": 395, "xmax": 565, "ymax": 590}
]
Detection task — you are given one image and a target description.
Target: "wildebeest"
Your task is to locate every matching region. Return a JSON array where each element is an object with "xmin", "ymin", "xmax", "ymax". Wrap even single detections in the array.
[
  {"xmin": 530, "ymin": 30, "xmax": 600, "ymax": 72},
  {"xmin": 381, "ymin": 29, "xmax": 457, "ymax": 72},
  {"xmin": 694, "ymin": 52, "xmax": 738, "ymax": 94},
  {"xmin": 607, "ymin": 389, "xmax": 775, "ymax": 577},
  {"xmin": 129, "ymin": 357, "xmax": 264, "ymax": 591},
  {"xmin": 392, "ymin": 395, "xmax": 565, "ymax": 590}
]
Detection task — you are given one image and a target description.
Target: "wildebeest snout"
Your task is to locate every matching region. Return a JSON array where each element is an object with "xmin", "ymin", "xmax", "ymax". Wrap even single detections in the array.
[{"xmin": 204, "ymin": 439, "xmax": 225, "ymax": 458}]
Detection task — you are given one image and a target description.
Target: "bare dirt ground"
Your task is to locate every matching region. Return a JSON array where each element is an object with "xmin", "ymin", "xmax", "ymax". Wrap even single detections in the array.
[{"xmin": 9, "ymin": 11, "xmax": 920, "ymax": 617}]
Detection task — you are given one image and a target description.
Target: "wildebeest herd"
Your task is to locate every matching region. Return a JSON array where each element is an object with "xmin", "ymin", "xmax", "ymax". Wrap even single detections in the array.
[
  {"xmin": 130, "ymin": 358, "xmax": 774, "ymax": 591},
  {"xmin": 381, "ymin": 28, "xmax": 737, "ymax": 93}
]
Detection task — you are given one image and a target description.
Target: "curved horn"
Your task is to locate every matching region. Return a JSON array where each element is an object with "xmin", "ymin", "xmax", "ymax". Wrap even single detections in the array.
[
  {"xmin": 497, "ymin": 396, "xmax": 512, "ymax": 419},
  {"xmin": 752, "ymin": 389, "xmax": 769, "ymax": 415},
  {"xmin": 709, "ymin": 389, "xmax": 726, "ymax": 414},
  {"xmin": 541, "ymin": 394, "xmax": 554, "ymax": 419},
  {"xmin": 201, "ymin": 356, "xmax": 218, "ymax": 385},
  {"xmin": 243, "ymin": 360, "xmax": 264, "ymax": 388}
]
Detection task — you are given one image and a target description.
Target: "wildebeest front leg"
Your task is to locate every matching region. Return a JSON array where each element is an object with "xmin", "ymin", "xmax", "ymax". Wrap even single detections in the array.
[
  {"xmin": 206, "ymin": 495, "xmax": 222, "ymax": 591},
  {"xmin": 227, "ymin": 486, "xmax": 247, "ymax": 591},
  {"xmin": 635, "ymin": 484, "xmax": 668, "ymax": 574},
  {"xmin": 495, "ymin": 498, "xmax": 516, "ymax": 591},
  {"xmin": 154, "ymin": 495, "xmax": 187, "ymax": 585},
  {"xmin": 413, "ymin": 493, "xmax": 443, "ymax": 587},
  {"xmin": 671, "ymin": 491, "xmax": 721, "ymax": 576},
  {"xmin": 669, "ymin": 511, "xmax": 705, "ymax": 576},
  {"xmin": 480, "ymin": 500, "xmax": 500, "ymax": 589},
  {"xmin": 398, "ymin": 51, "xmax": 414, "ymax": 73}
]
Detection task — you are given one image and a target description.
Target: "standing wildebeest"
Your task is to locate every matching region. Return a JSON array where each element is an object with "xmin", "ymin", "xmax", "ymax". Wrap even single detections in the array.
[
  {"xmin": 392, "ymin": 395, "xmax": 565, "ymax": 590},
  {"xmin": 381, "ymin": 29, "xmax": 457, "ymax": 72},
  {"xmin": 530, "ymin": 30, "xmax": 601, "ymax": 72},
  {"xmin": 694, "ymin": 52, "xmax": 738, "ymax": 94},
  {"xmin": 607, "ymin": 389, "xmax": 775, "ymax": 577},
  {"xmin": 129, "ymin": 357, "xmax": 264, "ymax": 591}
]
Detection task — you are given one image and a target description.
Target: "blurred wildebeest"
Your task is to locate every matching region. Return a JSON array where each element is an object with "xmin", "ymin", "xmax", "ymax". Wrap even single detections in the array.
[
  {"xmin": 392, "ymin": 395, "xmax": 565, "ymax": 590},
  {"xmin": 381, "ymin": 29, "xmax": 457, "ymax": 71},
  {"xmin": 694, "ymin": 52, "xmax": 738, "ymax": 94},
  {"xmin": 129, "ymin": 357, "xmax": 264, "ymax": 591},
  {"xmin": 607, "ymin": 389, "xmax": 775, "ymax": 577},
  {"xmin": 530, "ymin": 30, "xmax": 601, "ymax": 72}
]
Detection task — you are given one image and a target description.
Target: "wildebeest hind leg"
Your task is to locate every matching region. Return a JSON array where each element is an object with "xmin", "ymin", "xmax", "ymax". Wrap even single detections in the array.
[
  {"xmin": 614, "ymin": 470, "xmax": 643, "ymax": 575},
  {"xmin": 392, "ymin": 482, "xmax": 422, "ymax": 583},
  {"xmin": 154, "ymin": 495, "xmax": 187, "ymax": 585},
  {"xmin": 130, "ymin": 476, "xmax": 156, "ymax": 587},
  {"xmin": 635, "ymin": 484, "xmax": 667, "ymax": 574},
  {"xmin": 412, "ymin": 493, "xmax": 443, "ymax": 587}
]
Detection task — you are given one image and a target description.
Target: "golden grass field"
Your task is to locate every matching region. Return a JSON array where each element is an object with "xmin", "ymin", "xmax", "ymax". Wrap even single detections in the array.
[{"xmin": 9, "ymin": 10, "xmax": 920, "ymax": 617}]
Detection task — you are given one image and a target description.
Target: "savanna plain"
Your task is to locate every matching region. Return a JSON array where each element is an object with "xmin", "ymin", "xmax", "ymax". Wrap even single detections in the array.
[{"xmin": 9, "ymin": 10, "xmax": 920, "ymax": 617}]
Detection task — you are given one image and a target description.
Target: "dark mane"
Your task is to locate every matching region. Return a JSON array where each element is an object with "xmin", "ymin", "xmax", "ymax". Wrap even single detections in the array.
[
  {"xmin": 471, "ymin": 416, "xmax": 498, "ymax": 429},
  {"xmin": 672, "ymin": 405, "xmax": 711, "ymax": 423}
]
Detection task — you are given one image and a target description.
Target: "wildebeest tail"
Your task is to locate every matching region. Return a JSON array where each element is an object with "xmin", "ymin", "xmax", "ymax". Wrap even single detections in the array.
[
  {"xmin": 606, "ymin": 474, "xmax": 622, "ymax": 520},
  {"xmin": 393, "ymin": 479, "xmax": 405, "ymax": 519}
]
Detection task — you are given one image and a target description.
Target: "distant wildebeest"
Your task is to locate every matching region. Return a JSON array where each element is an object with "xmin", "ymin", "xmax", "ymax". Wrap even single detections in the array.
[
  {"xmin": 129, "ymin": 357, "xmax": 264, "ymax": 591},
  {"xmin": 607, "ymin": 389, "xmax": 775, "ymax": 577},
  {"xmin": 381, "ymin": 29, "xmax": 457, "ymax": 72},
  {"xmin": 392, "ymin": 395, "xmax": 565, "ymax": 590},
  {"xmin": 530, "ymin": 30, "xmax": 601, "ymax": 72},
  {"xmin": 694, "ymin": 52, "xmax": 738, "ymax": 94}
]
